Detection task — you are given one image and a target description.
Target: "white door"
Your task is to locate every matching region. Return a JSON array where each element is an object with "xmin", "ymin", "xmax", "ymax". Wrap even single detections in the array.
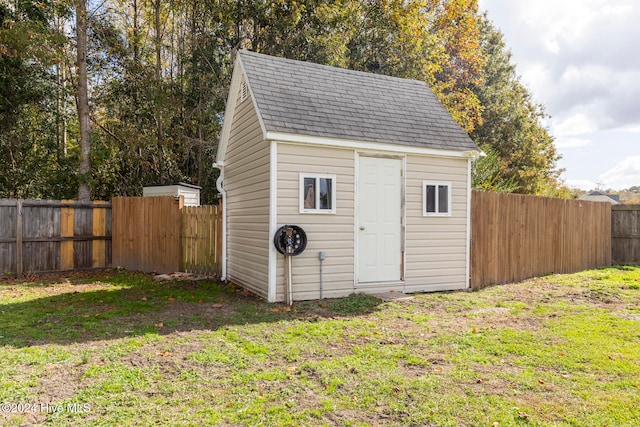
[{"xmin": 357, "ymin": 156, "xmax": 402, "ymax": 283}]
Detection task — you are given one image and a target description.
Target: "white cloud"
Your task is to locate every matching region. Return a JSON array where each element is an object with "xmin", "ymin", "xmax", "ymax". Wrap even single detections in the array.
[
  {"xmin": 555, "ymin": 137, "xmax": 592, "ymax": 149},
  {"xmin": 553, "ymin": 113, "xmax": 598, "ymax": 136},
  {"xmin": 565, "ymin": 179, "xmax": 597, "ymax": 191},
  {"xmin": 480, "ymin": 0, "xmax": 640, "ymax": 132},
  {"xmin": 599, "ymin": 157, "xmax": 640, "ymax": 190},
  {"xmin": 618, "ymin": 124, "xmax": 640, "ymax": 133},
  {"xmin": 544, "ymin": 38, "xmax": 560, "ymax": 54},
  {"xmin": 518, "ymin": 62, "xmax": 551, "ymax": 100},
  {"xmin": 479, "ymin": 0, "xmax": 640, "ymax": 189}
]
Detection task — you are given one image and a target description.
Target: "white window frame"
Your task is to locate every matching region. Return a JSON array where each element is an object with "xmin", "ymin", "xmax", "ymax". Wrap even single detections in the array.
[
  {"xmin": 423, "ymin": 181, "xmax": 452, "ymax": 217},
  {"xmin": 299, "ymin": 173, "xmax": 337, "ymax": 214}
]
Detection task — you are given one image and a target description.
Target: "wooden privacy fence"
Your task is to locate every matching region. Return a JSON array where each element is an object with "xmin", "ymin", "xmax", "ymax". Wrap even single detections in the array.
[
  {"xmin": 182, "ymin": 204, "xmax": 222, "ymax": 275},
  {"xmin": 3, "ymin": 194, "xmax": 624, "ymax": 285},
  {"xmin": 611, "ymin": 205, "xmax": 640, "ymax": 264},
  {"xmin": 470, "ymin": 191, "xmax": 611, "ymax": 290},
  {"xmin": 112, "ymin": 196, "xmax": 222, "ymax": 276},
  {"xmin": 112, "ymin": 196, "xmax": 183, "ymax": 274},
  {"xmin": 0, "ymin": 199, "xmax": 111, "ymax": 278}
]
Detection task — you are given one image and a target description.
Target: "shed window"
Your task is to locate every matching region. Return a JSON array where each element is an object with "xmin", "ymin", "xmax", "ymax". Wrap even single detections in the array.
[
  {"xmin": 423, "ymin": 181, "xmax": 451, "ymax": 216},
  {"xmin": 300, "ymin": 174, "xmax": 336, "ymax": 214}
]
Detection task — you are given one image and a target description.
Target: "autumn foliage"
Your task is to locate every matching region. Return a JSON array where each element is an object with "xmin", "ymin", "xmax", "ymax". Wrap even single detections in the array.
[{"xmin": 0, "ymin": 0, "xmax": 567, "ymax": 199}]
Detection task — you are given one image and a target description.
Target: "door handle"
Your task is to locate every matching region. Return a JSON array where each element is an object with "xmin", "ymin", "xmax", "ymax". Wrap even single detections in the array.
[{"xmin": 359, "ymin": 226, "xmax": 365, "ymax": 230}]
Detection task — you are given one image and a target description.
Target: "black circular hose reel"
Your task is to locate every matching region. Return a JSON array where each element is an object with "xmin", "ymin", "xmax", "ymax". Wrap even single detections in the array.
[{"xmin": 274, "ymin": 225, "xmax": 307, "ymax": 256}]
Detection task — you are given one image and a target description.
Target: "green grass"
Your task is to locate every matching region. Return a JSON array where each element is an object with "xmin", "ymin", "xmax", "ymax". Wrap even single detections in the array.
[{"xmin": 1, "ymin": 267, "xmax": 639, "ymax": 426}]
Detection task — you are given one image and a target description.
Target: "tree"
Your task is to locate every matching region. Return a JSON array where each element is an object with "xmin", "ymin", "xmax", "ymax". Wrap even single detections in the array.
[
  {"xmin": 341, "ymin": 0, "xmax": 485, "ymax": 133},
  {"xmin": 470, "ymin": 14, "xmax": 567, "ymax": 196},
  {"xmin": 430, "ymin": 0, "xmax": 485, "ymax": 133},
  {"xmin": 471, "ymin": 148, "xmax": 519, "ymax": 193},
  {"xmin": 1, "ymin": 0, "xmax": 570, "ymax": 202},
  {"xmin": 346, "ymin": 0, "xmax": 445, "ymax": 80},
  {"xmin": 76, "ymin": 0, "xmax": 91, "ymax": 201},
  {"xmin": 0, "ymin": 0, "xmax": 77, "ymax": 199}
]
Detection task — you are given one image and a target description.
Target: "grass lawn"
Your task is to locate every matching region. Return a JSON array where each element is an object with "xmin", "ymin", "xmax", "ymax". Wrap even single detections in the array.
[{"xmin": 1, "ymin": 267, "xmax": 639, "ymax": 426}]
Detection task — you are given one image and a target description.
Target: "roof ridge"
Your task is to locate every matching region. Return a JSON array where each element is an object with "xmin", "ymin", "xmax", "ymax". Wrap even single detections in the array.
[{"xmin": 238, "ymin": 49, "xmax": 427, "ymax": 87}]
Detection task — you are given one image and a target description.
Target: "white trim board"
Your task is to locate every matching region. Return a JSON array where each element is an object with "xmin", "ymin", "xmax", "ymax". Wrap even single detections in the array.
[
  {"xmin": 267, "ymin": 132, "xmax": 478, "ymax": 159},
  {"xmin": 465, "ymin": 157, "xmax": 472, "ymax": 290},
  {"xmin": 267, "ymin": 140, "xmax": 278, "ymax": 302}
]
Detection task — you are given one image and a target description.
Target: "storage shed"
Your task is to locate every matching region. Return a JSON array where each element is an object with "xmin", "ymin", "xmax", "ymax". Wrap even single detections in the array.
[
  {"xmin": 215, "ymin": 50, "xmax": 479, "ymax": 302},
  {"xmin": 143, "ymin": 183, "xmax": 201, "ymax": 207}
]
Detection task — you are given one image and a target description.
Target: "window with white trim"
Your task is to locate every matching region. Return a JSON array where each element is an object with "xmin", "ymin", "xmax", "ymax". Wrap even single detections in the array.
[
  {"xmin": 300, "ymin": 174, "xmax": 336, "ymax": 214},
  {"xmin": 423, "ymin": 181, "xmax": 451, "ymax": 216}
]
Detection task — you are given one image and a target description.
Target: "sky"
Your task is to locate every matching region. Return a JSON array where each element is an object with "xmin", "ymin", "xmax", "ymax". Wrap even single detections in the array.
[{"xmin": 478, "ymin": 0, "xmax": 640, "ymax": 191}]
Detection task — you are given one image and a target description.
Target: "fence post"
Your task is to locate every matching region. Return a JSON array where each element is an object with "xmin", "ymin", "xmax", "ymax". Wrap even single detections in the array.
[
  {"xmin": 16, "ymin": 200, "xmax": 23, "ymax": 278},
  {"xmin": 60, "ymin": 200, "xmax": 75, "ymax": 271},
  {"xmin": 92, "ymin": 201, "xmax": 108, "ymax": 268}
]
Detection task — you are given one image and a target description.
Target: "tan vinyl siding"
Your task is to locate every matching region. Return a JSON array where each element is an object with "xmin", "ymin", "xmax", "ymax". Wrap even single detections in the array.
[
  {"xmin": 276, "ymin": 143, "xmax": 355, "ymax": 301},
  {"xmin": 224, "ymin": 81, "xmax": 270, "ymax": 298},
  {"xmin": 405, "ymin": 155, "xmax": 468, "ymax": 292}
]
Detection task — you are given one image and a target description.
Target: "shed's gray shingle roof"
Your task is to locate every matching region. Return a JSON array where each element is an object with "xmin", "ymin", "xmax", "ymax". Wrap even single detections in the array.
[{"xmin": 238, "ymin": 50, "xmax": 478, "ymax": 152}]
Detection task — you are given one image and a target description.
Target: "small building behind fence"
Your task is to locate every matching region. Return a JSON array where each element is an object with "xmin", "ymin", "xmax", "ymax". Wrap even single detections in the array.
[{"xmin": 143, "ymin": 183, "xmax": 201, "ymax": 207}]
